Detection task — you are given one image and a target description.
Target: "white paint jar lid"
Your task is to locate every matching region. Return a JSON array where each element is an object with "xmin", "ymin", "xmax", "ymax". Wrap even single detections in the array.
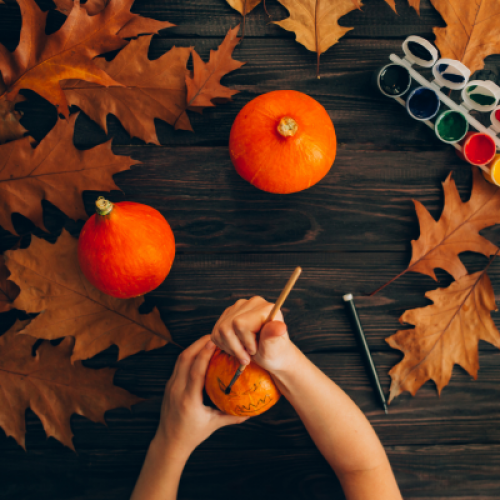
[
  {"xmin": 462, "ymin": 80, "xmax": 500, "ymax": 112},
  {"xmin": 402, "ymin": 36, "xmax": 439, "ymax": 67},
  {"xmin": 432, "ymin": 58, "xmax": 470, "ymax": 90}
]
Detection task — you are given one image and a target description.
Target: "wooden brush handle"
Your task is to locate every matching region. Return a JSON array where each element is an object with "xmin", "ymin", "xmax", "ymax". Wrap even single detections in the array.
[{"xmin": 238, "ymin": 266, "xmax": 302, "ymax": 373}]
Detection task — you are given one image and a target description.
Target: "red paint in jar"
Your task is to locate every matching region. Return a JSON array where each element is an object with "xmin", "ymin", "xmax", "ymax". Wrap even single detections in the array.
[
  {"xmin": 457, "ymin": 132, "xmax": 496, "ymax": 166},
  {"xmin": 496, "ymin": 109, "xmax": 500, "ymax": 122}
]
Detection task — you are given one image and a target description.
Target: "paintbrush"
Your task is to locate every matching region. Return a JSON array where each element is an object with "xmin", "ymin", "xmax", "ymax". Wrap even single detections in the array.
[{"xmin": 224, "ymin": 266, "xmax": 302, "ymax": 395}]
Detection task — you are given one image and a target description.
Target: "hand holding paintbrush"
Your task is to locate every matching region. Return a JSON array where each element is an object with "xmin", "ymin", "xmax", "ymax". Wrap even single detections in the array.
[{"xmin": 211, "ymin": 267, "xmax": 302, "ymax": 394}]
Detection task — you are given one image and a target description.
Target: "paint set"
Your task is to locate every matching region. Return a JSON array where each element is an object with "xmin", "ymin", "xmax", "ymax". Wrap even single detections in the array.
[{"xmin": 376, "ymin": 35, "xmax": 500, "ymax": 186}]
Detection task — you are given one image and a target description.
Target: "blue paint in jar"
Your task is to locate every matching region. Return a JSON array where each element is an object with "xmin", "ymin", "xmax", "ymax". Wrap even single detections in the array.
[{"xmin": 406, "ymin": 86, "xmax": 440, "ymax": 120}]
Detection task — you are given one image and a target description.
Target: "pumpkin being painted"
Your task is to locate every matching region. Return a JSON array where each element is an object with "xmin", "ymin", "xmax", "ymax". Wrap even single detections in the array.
[
  {"xmin": 205, "ymin": 348, "xmax": 281, "ymax": 416},
  {"xmin": 78, "ymin": 197, "xmax": 175, "ymax": 299},
  {"xmin": 229, "ymin": 90, "xmax": 336, "ymax": 194}
]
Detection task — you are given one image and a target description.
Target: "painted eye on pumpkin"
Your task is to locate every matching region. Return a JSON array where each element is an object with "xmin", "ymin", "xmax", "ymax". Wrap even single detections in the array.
[{"xmin": 217, "ymin": 378, "xmax": 228, "ymax": 393}]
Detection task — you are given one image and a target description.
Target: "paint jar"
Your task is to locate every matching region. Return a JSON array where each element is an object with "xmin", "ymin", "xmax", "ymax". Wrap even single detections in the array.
[
  {"xmin": 434, "ymin": 110, "xmax": 468, "ymax": 144},
  {"xmin": 457, "ymin": 132, "xmax": 497, "ymax": 166},
  {"xmin": 401, "ymin": 36, "xmax": 439, "ymax": 67},
  {"xmin": 406, "ymin": 86, "xmax": 440, "ymax": 121},
  {"xmin": 462, "ymin": 80, "xmax": 500, "ymax": 112},
  {"xmin": 432, "ymin": 59, "xmax": 470, "ymax": 90},
  {"xmin": 482, "ymin": 154, "xmax": 500, "ymax": 186},
  {"xmin": 490, "ymin": 106, "xmax": 500, "ymax": 134},
  {"xmin": 376, "ymin": 63, "xmax": 412, "ymax": 97}
]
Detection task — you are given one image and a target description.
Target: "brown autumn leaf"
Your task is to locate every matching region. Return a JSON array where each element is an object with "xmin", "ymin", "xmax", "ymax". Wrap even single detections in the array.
[
  {"xmin": 274, "ymin": 0, "xmax": 360, "ymax": 77},
  {"xmin": 226, "ymin": 0, "xmax": 261, "ymax": 15},
  {"xmin": 63, "ymin": 37, "xmax": 192, "ymax": 145},
  {"xmin": 430, "ymin": 0, "xmax": 500, "ymax": 74},
  {"xmin": 0, "ymin": 79, "xmax": 27, "ymax": 144},
  {"xmin": 5, "ymin": 230, "xmax": 173, "ymax": 362},
  {"xmin": 386, "ymin": 264, "xmax": 500, "ymax": 402},
  {"xmin": 371, "ymin": 168, "xmax": 500, "ymax": 295},
  {"xmin": 52, "ymin": 0, "xmax": 173, "ymax": 38},
  {"xmin": 0, "ymin": 320, "xmax": 142, "ymax": 450},
  {"xmin": 186, "ymin": 25, "xmax": 245, "ymax": 112},
  {"xmin": 0, "ymin": 0, "xmax": 136, "ymax": 120},
  {"xmin": 0, "ymin": 114, "xmax": 134, "ymax": 235},
  {"xmin": 384, "ymin": 0, "xmax": 420, "ymax": 14},
  {"xmin": 0, "ymin": 254, "xmax": 19, "ymax": 313}
]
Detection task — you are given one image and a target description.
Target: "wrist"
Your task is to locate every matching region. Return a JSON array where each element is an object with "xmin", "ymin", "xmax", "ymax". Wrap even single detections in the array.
[
  {"xmin": 270, "ymin": 343, "xmax": 304, "ymax": 381},
  {"xmin": 151, "ymin": 431, "xmax": 192, "ymax": 465}
]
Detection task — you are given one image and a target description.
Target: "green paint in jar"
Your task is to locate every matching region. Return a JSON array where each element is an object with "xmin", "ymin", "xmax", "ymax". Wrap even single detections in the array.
[{"xmin": 435, "ymin": 110, "xmax": 468, "ymax": 144}]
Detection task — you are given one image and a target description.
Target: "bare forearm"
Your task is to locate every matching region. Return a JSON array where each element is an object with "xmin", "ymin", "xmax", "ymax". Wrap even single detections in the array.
[
  {"xmin": 131, "ymin": 436, "xmax": 189, "ymax": 500},
  {"xmin": 272, "ymin": 345, "xmax": 401, "ymax": 499}
]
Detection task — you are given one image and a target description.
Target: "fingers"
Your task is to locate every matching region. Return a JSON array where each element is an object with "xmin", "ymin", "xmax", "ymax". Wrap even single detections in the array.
[
  {"xmin": 221, "ymin": 332, "xmax": 251, "ymax": 366},
  {"xmin": 175, "ymin": 335, "xmax": 212, "ymax": 383},
  {"xmin": 186, "ymin": 338, "xmax": 217, "ymax": 396},
  {"xmin": 209, "ymin": 408, "xmax": 250, "ymax": 428},
  {"xmin": 260, "ymin": 320, "xmax": 288, "ymax": 341}
]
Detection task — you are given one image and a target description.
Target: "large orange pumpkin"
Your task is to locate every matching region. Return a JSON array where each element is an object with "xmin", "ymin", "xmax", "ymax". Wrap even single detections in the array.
[
  {"xmin": 78, "ymin": 197, "xmax": 175, "ymax": 299},
  {"xmin": 229, "ymin": 90, "xmax": 336, "ymax": 194},
  {"xmin": 205, "ymin": 348, "xmax": 281, "ymax": 416}
]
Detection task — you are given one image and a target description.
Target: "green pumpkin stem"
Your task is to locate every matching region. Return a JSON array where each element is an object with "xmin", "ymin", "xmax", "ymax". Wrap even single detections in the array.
[{"xmin": 95, "ymin": 196, "xmax": 114, "ymax": 216}]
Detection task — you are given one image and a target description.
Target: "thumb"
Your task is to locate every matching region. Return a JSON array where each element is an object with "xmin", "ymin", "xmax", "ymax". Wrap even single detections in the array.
[
  {"xmin": 212, "ymin": 409, "xmax": 250, "ymax": 428},
  {"xmin": 260, "ymin": 320, "xmax": 288, "ymax": 342}
]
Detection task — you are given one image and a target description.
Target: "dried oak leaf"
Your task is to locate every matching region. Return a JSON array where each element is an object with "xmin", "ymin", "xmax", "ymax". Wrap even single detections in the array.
[
  {"xmin": 63, "ymin": 37, "xmax": 192, "ymax": 145},
  {"xmin": 52, "ymin": 0, "xmax": 173, "ymax": 38},
  {"xmin": 0, "ymin": 79, "xmax": 27, "ymax": 144},
  {"xmin": 0, "ymin": 0, "xmax": 136, "ymax": 119},
  {"xmin": 5, "ymin": 230, "xmax": 172, "ymax": 362},
  {"xmin": 274, "ymin": 0, "xmax": 360, "ymax": 77},
  {"xmin": 0, "ymin": 320, "xmax": 142, "ymax": 450},
  {"xmin": 0, "ymin": 114, "xmax": 135, "ymax": 235},
  {"xmin": 0, "ymin": 254, "xmax": 19, "ymax": 313},
  {"xmin": 430, "ymin": 0, "xmax": 500, "ymax": 73},
  {"xmin": 372, "ymin": 168, "xmax": 500, "ymax": 295},
  {"xmin": 386, "ymin": 267, "xmax": 500, "ymax": 402},
  {"xmin": 186, "ymin": 25, "xmax": 245, "ymax": 113},
  {"xmin": 226, "ymin": 0, "xmax": 261, "ymax": 15},
  {"xmin": 384, "ymin": 0, "xmax": 420, "ymax": 14}
]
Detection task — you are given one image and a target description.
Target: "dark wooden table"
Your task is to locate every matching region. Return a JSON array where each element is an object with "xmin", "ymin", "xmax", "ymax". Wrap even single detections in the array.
[{"xmin": 2, "ymin": 0, "xmax": 500, "ymax": 498}]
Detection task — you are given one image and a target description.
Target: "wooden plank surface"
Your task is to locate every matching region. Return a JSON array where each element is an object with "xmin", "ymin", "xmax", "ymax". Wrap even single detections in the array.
[{"xmin": 2, "ymin": 0, "xmax": 500, "ymax": 498}]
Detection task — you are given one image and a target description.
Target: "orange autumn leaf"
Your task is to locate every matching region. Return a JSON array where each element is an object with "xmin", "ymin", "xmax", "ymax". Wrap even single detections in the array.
[
  {"xmin": 386, "ymin": 266, "xmax": 500, "ymax": 402},
  {"xmin": 226, "ymin": 0, "xmax": 261, "ymax": 15},
  {"xmin": 52, "ymin": 0, "xmax": 173, "ymax": 38},
  {"xmin": 371, "ymin": 168, "xmax": 500, "ymax": 295},
  {"xmin": 384, "ymin": 0, "xmax": 420, "ymax": 14},
  {"xmin": 63, "ymin": 37, "xmax": 192, "ymax": 145},
  {"xmin": 186, "ymin": 25, "xmax": 245, "ymax": 113},
  {"xmin": 0, "ymin": 254, "xmax": 19, "ymax": 313},
  {"xmin": 0, "ymin": 0, "xmax": 136, "ymax": 119},
  {"xmin": 274, "ymin": 0, "xmax": 360, "ymax": 77},
  {"xmin": 0, "ymin": 320, "xmax": 142, "ymax": 450},
  {"xmin": 430, "ymin": 0, "xmax": 500, "ymax": 73},
  {"xmin": 5, "ymin": 230, "xmax": 172, "ymax": 362},
  {"xmin": 0, "ymin": 114, "xmax": 134, "ymax": 235}
]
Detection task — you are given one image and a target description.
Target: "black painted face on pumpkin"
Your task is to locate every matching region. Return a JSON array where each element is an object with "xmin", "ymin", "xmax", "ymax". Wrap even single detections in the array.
[{"xmin": 217, "ymin": 378, "xmax": 274, "ymax": 414}]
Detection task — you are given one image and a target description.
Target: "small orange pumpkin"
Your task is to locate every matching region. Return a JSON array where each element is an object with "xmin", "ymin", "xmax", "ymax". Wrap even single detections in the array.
[
  {"xmin": 205, "ymin": 348, "xmax": 281, "ymax": 416},
  {"xmin": 229, "ymin": 90, "xmax": 336, "ymax": 194},
  {"xmin": 78, "ymin": 197, "xmax": 175, "ymax": 299}
]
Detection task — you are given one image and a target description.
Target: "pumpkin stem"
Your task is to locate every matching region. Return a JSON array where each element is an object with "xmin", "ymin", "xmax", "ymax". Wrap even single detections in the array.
[
  {"xmin": 95, "ymin": 196, "xmax": 113, "ymax": 216},
  {"xmin": 277, "ymin": 117, "xmax": 298, "ymax": 137}
]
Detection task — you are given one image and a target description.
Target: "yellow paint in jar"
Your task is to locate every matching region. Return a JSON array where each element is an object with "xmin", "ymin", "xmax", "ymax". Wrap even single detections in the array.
[{"xmin": 483, "ymin": 154, "xmax": 500, "ymax": 186}]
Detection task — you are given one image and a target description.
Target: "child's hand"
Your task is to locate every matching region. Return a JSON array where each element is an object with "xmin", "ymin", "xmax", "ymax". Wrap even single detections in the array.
[
  {"xmin": 211, "ymin": 296, "xmax": 296, "ymax": 373},
  {"xmin": 155, "ymin": 335, "xmax": 248, "ymax": 459}
]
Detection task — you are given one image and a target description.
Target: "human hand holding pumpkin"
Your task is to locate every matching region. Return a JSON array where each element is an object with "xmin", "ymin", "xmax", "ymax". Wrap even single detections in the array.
[
  {"xmin": 210, "ymin": 296, "xmax": 298, "ymax": 373},
  {"xmin": 154, "ymin": 335, "xmax": 249, "ymax": 459}
]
